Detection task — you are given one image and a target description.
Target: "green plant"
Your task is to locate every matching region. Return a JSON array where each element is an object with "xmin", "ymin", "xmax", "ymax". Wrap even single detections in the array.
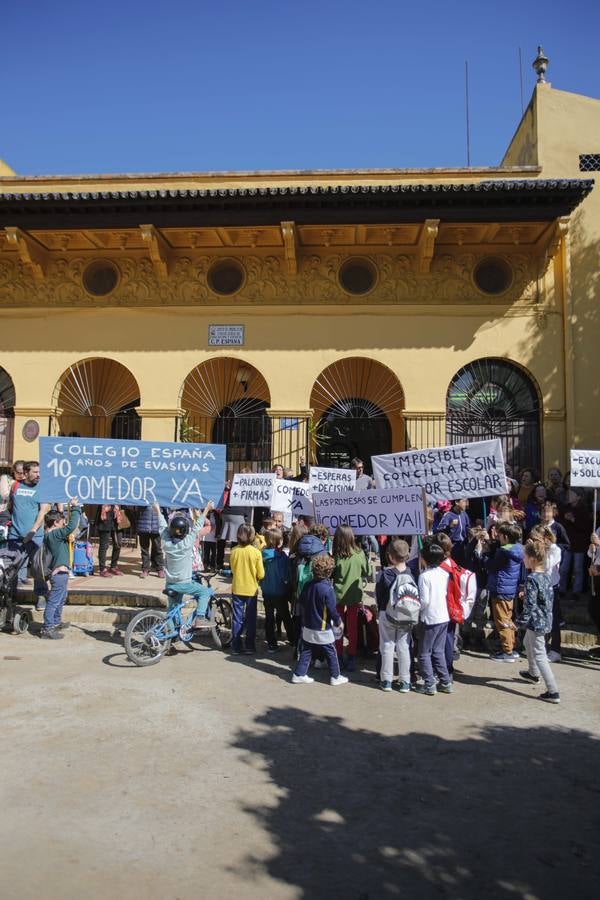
[
  {"xmin": 307, "ymin": 416, "xmax": 330, "ymax": 464},
  {"xmin": 179, "ymin": 415, "xmax": 205, "ymax": 443}
]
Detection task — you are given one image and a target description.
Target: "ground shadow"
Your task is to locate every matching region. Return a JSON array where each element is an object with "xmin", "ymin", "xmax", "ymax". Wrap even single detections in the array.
[{"xmin": 231, "ymin": 710, "xmax": 600, "ymax": 899}]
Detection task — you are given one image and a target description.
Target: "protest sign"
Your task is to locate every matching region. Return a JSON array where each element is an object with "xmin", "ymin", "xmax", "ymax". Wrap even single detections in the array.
[
  {"xmin": 313, "ymin": 488, "xmax": 427, "ymax": 535},
  {"xmin": 309, "ymin": 466, "xmax": 356, "ymax": 493},
  {"xmin": 570, "ymin": 449, "xmax": 600, "ymax": 488},
  {"xmin": 270, "ymin": 479, "xmax": 314, "ymax": 517},
  {"xmin": 38, "ymin": 437, "xmax": 226, "ymax": 507},
  {"xmin": 372, "ymin": 439, "xmax": 507, "ymax": 501},
  {"xmin": 229, "ymin": 472, "xmax": 275, "ymax": 506}
]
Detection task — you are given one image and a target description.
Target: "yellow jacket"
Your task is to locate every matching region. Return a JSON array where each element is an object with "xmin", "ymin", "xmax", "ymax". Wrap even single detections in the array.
[{"xmin": 230, "ymin": 544, "xmax": 265, "ymax": 596}]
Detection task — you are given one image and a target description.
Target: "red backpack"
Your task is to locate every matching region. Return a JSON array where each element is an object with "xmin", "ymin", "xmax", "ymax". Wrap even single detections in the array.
[{"xmin": 440, "ymin": 559, "xmax": 476, "ymax": 624}]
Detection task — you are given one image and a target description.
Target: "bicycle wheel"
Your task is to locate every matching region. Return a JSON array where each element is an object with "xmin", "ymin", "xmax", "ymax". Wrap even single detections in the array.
[
  {"xmin": 124, "ymin": 609, "xmax": 172, "ymax": 666},
  {"xmin": 211, "ymin": 598, "xmax": 232, "ymax": 649}
]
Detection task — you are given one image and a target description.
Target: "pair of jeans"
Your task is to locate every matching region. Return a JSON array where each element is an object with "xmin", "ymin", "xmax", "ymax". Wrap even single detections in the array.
[
  {"xmin": 445, "ymin": 621, "xmax": 457, "ymax": 674},
  {"xmin": 559, "ymin": 550, "xmax": 586, "ymax": 594},
  {"xmin": 8, "ymin": 537, "xmax": 48, "ymax": 598},
  {"xmin": 524, "ymin": 629, "xmax": 558, "ymax": 693},
  {"xmin": 98, "ymin": 529, "xmax": 121, "ymax": 570},
  {"xmin": 418, "ymin": 622, "xmax": 450, "ymax": 688},
  {"xmin": 166, "ymin": 581, "xmax": 211, "ymax": 616},
  {"xmin": 138, "ymin": 532, "xmax": 164, "ymax": 572},
  {"xmin": 231, "ymin": 594, "xmax": 257, "ymax": 652},
  {"xmin": 263, "ymin": 594, "xmax": 292, "ymax": 647},
  {"xmin": 335, "ymin": 604, "xmax": 359, "ymax": 658},
  {"xmin": 44, "ymin": 572, "xmax": 69, "ymax": 629},
  {"xmin": 294, "ymin": 641, "xmax": 340, "ymax": 678},
  {"xmin": 378, "ymin": 614, "xmax": 411, "ymax": 683}
]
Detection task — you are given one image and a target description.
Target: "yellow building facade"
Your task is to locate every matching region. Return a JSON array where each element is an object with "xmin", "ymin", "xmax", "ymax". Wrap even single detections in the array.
[{"xmin": 0, "ymin": 77, "xmax": 598, "ymax": 478}]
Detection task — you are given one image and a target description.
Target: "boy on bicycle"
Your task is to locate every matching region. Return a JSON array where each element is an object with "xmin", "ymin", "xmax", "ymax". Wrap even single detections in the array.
[{"xmin": 153, "ymin": 500, "xmax": 214, "ymax": 615}]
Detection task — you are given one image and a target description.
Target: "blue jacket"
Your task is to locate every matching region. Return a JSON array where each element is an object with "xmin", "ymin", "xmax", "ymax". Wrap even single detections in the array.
[
  {"xmin": 261, "ymin": 548, "xmax": 290, "ymax": 598},
  {"xmin": 296, "ymin": 534, "xmax": 328, "ymax": 560},
  {"xmin": 434, "ymin": 509, "xmax": 470, "ymax": 543},
  {"xmin": 298, "ymin": 578, "xmax": 341, "ymax": 632},
  {"xmin": 487, "ymin": 542, "xmax": 525, "ymax": 597},
  {"xmin": 375, "ymin": 565, "xmax": 399, "ymax": 613}
]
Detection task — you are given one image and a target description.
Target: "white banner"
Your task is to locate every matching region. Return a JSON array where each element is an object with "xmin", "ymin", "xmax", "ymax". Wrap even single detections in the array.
[
  {"xmin": 309, "ymin": 466, "xmax": 356, "ymax": 493},
  {"xmin": 372, "ymin": 439, "xmax": 507, "ymax": 501},
  {"xmin": 270, "ymin": 479, "xmax": 314, "ymax": 517},
  {"xmin": 229, "ymin": 472, "xmax": 275, "ymax": 507},
  {"xmin": 313, "ymin": 488, "xmax": 427, "ymax": 535},
  {"xmin": 570, "ymin": 449, "xmax": 600, "ymax": 488}
]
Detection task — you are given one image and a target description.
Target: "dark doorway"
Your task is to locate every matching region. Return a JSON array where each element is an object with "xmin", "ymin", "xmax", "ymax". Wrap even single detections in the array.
[{"xmin": 316, "ymin": 399, "xmax": 392, "ymax": 473}]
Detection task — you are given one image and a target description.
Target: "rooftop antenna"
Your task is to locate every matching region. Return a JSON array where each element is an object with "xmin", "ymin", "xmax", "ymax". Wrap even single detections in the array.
[
  {"xmin": 518, "ymin": 47, "xmax": 524, "ymax": 114},
  {"xmin": 533, "ymin": 45, "xmax": 549, "ymax": 83},
  {"xmin": 465, "ymin": 60, "xmax": 471, "ymax": 167}
]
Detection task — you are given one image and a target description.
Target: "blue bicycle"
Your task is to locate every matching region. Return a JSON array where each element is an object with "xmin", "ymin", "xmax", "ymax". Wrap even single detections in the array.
[{"xmin": 124, "ymin": 572, "xmax": 232, "ymax": 667}]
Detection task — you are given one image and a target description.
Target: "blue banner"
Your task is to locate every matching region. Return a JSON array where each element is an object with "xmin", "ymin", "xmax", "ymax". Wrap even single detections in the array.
[{"xmin": 38, "ymin": 437, "xmax": 226, "ymax": 508}]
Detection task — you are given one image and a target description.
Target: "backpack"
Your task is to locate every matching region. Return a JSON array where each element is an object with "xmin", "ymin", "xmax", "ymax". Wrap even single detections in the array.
[
  {"xmin": 441, "ymin": 561, "xmax": 477, "ymax": 623},
  {"xmin": 385, "ymin": 574, "xmax": 420, "ymax": 630},
  {"xmin": 295, "ymin": 557, "xmax": 314, "ymax": 600},
  {"xmin": 32, "ymin": 540, "xmax": 54, "ymax": 584}
]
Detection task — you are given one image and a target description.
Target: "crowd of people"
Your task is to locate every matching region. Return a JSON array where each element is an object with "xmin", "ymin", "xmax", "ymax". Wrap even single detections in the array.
[{"xmin": 1, "ymin": 455, "xmax": 599, "ymax": 703}]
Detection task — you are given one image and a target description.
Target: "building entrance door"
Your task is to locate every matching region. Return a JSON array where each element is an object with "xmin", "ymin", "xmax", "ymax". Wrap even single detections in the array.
[{"xmin": 316, "ymin": 400, "xmax": 392, "ymax": 474}]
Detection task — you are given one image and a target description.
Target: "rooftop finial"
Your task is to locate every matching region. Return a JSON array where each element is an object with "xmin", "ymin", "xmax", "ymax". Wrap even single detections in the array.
[{"xmin": 533, "ymin": 45, "xmax": 549, "ymax": 83}]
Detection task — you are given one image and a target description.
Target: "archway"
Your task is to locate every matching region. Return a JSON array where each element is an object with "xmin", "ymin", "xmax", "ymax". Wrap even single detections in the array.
[
  {"xmin": 0, "ymin": 366, "xmax": 16, "ymax": 466},
  {"xmin": 52, "ymin": 358, "xmax": 141, "ymax": 439},
  {"xmin": 446, "ymin": 358, "xmax": 542, "ymax": 473},
  {"xmin": 310, "ymin": 358, "xmax": 405, "ymax": 472},
  {"xmin": 180, "ymin": 358, "xmax": 271, "ymax": 472}
]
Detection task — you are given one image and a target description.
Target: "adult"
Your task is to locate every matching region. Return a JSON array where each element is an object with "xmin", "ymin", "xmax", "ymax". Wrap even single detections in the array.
[
  {"xmin": 546, "ymin": 467, "xmax": 566, "ymax": 506},
  {"xmin": 216, "ymin": 480, "xmax": 249, "ymax": 570},
  {"xmin": 351, "ymin": 458, "xmax": 377, "ymax": 561},
  {"xmin": 7, "ymin": 460, "xmax": 50, "ymax": 609},
  {"xmin": 517, "ymin": 467, "xmax": 539, "ymax": 506},
  {"xmin": 0, "ymin": 459, "xmax": 25, "ymax": 513},
  {"xmin": 558, "ymin": 489, "xmax": 592, "ymax": 599},
  {"xmin": 136, "ymin": 504, "xmax": 166, "ymax": 579},
  {"xmin": 95, "ymin": 505, "xmax": 124, "ymax": 577}
]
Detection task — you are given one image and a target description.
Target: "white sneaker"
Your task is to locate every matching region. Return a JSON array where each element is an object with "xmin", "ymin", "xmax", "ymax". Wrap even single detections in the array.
[
  {"xmin": 547, "ymin": 650, "xmax": 562, "ymax": 663},
  {"xmin": 291, "ymin": 674, "xmax": 314, "ymax": 684},
  {"xmin": 330, "ymin": 675, "xmax": 349, "ymax": 686}
]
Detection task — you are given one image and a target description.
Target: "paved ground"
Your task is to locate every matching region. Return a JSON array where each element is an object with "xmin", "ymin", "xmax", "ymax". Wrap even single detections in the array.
[{"xmin": 1, "ymin": 615, "xmax": 599, "ymax": 900}]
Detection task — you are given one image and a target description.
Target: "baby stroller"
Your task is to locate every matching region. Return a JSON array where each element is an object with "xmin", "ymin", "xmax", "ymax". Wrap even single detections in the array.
[{"xmin": 0, "ymin": 548, "xmax": 31, "ymax": 634}]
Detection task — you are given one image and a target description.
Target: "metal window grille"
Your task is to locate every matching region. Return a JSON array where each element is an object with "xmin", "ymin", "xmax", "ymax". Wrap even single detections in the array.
[{"xmin": 579, "ymin": 154, "xmax": 600, "ymax": 172}]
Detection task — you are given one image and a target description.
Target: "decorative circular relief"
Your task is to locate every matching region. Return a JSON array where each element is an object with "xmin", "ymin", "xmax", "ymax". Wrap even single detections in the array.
[
  {"xmin": 338, "ymin": 258, "xmax": 377, "ymax": 295},
  {"xmin": 207, "ymin": 260, "xmax": 245, "ymax": 296},
  {"xmin": 83, "ymin": 260, "xmax": 120, "ymax": 297},
  {"xmin": 473, "ymin": 257, "xmax": 513, "ymax": 295},
  {"xmin": 22, "ymin": 419, "xmax": 40, "ymax": 442}
]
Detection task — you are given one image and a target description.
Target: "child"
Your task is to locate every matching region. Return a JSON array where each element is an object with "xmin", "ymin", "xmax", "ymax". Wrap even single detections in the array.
[
  {"xmin": 40, "ymin": 498, "xmax": 81, "ymax": 639},
  {"xmin": 201, "ymin": 507, "xmax": 218, "ymax": 571},
  {"xmin": 155, "ymin": 501, "xmax": 214, "ymax": 613},
  {"xmin": 487, "ymin": 522, "xmax": 525, "ymax": 662},
  {"xmin": 517, "ymin": 538, "xmax": 560, "ymax": 703},
  {"xmin": 432, "ymin": 532, "xmax": 460, "ymax": 675},
  {"xmin": 332, "ymin": 525, "xmax": 372, "ymax": 672},
  {"xmin": 230, "ymin": 523, "xmax": 265, "ymax": 654},
  {"xmin": 292, "ymin": 554, "xmax": 348, "ymax": 686},
  {"xmin": 530, "ymin": 524, "xmax": 562, "ymax": 662},
  {"xmin": 434, "ymin": 498, "xmax": 470, "ymax": 565},
  {"xmin": 416, "ymin": 538, "xmax": 453, "ymax": 695},
  {"xmin": 377, "ymin": 539, "xmax": 419, "ymax": 693},
  {"xmin": 260, "ymin": 528, "xmax": 292, "ymax": 652}
]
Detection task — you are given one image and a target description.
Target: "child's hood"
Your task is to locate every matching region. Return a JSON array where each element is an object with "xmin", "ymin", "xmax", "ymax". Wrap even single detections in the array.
[
  {"xmin": 503, "ymin": 543, "xmax": 525, "ymax": 563},
  {"xmin": 297, "ymin": 534, "xmax": 327, "ymax": 559},
  {"xmin": 262, "ymin": 547, "xmax": 278, "ymax": 562}
]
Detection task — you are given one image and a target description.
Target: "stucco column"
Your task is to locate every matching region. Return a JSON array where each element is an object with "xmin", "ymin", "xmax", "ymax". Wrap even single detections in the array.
[
  {"xmin": 11, "ymin": 408, "xmax": 53, "ymax": 461},
  {"xmin": 137, "ymin": 409, "xmax": 181, "ymax": 443}
]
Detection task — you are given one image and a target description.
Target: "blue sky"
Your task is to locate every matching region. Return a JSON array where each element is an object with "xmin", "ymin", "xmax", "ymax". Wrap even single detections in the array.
[{"xmin": 3, "ymin": 0, "xmax": 599, "ymax": 175}]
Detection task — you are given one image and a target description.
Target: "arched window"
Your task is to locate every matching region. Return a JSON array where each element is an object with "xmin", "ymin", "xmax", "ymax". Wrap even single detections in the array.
[
  {"xmin": 446, "ymin": 358, "xmax": 541, "ymax": 472},
  {"xmin": 53, "ymin": 358, "xmax": 141, "ymax": 440},
  {"xmin": 310, "ymin": 358, "xmax": 404, "ymax": 471}
]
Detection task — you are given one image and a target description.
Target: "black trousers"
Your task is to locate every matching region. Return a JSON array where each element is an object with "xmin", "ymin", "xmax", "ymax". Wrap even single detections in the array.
[
  {"xmin": 263, "ymin": 594, "xmax": 293, "ymax": 647},
  {"xmin": 139, "ymin": 532, "xmax": 165, "ymax": 572},
  {"xmin": 98, "ymin": 529, "xmax": 122, "ymax": 570},
  {"xmin": 202, "ymin": 541, "xmax": 217, "ymax": 569}
]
